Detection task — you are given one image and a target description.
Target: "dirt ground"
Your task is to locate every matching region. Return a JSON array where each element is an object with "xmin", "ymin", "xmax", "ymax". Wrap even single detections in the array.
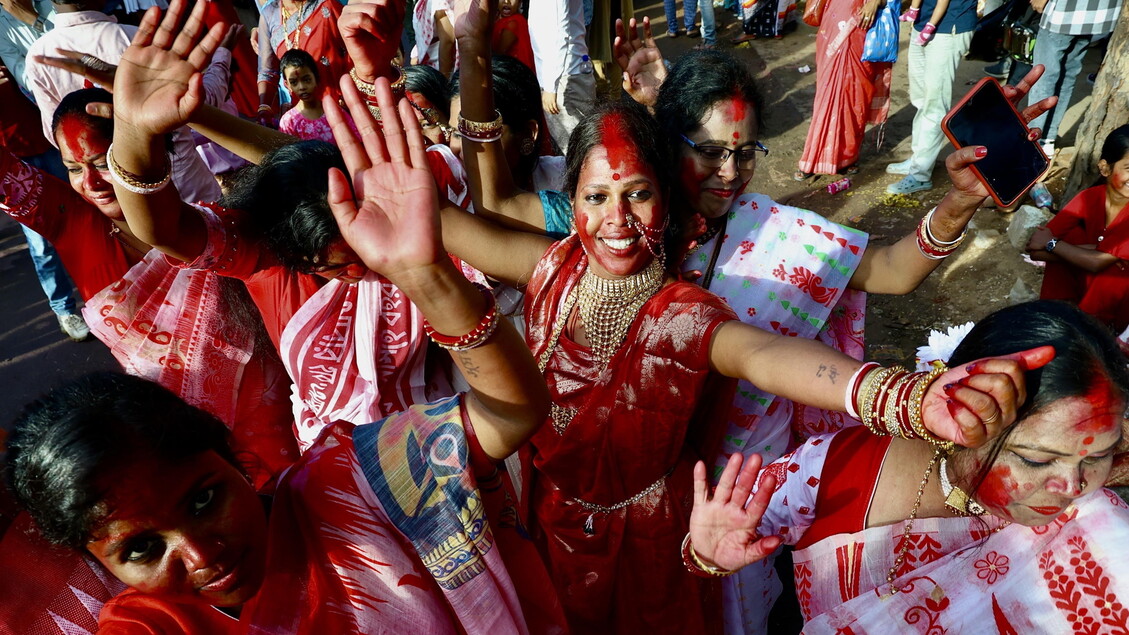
[{"xmin": 624, "ymin": 2, "xmax": 1105, "ymax": 366}]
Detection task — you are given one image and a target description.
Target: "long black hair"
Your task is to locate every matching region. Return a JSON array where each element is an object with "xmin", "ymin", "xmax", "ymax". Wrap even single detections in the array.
[
  {"xmin": 5, "ymin": 373, "xmax": 240, "ymax": 550},
  {"xmin": 654, "ymin": 49, "xmax": 765, "ymax": 140},
  {"xmin": 220, "ymin": 140, "xmax": 349, "ymax": 271}
]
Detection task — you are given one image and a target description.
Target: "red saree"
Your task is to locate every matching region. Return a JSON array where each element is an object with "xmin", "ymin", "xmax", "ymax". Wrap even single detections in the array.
[
  {"xmin": 523, "ymin": 235, "xmax": 737, "ymax": 634},
  {"xmin": 797, "ymin": 0, "xmax": 893, "ymax": 175}
]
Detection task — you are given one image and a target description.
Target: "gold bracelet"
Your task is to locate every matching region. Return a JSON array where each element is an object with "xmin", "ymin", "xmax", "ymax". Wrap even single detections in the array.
[
  {"xmin": 350, "ymin": 64, "xmax": 406, "ymax": 98},
  {"xmin": 105, "ymin": 143, "xmax": 171, "ymax": 195},
  {"xmin": 859, "ymin": 366, "xmax": 895, "ymax": 436},
  {"xmin": 908, "ymin": 366, "xmax": 954, "ymax": 451},
  {"xmin": 457, "ymin": 110, "xmax": 504, "ymax": 141}
]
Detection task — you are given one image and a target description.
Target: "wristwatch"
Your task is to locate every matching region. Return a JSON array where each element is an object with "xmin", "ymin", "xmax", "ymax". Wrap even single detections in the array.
[{"xmin": 1045, "ymin": 238, "xmax": 1058, "ymax": 253}]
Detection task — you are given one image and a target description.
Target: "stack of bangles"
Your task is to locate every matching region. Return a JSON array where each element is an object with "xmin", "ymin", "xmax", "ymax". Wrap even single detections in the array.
[
  {"xmin": 349, "ymin": 64, "xmax": 407, "ymax": 121},
  {"xmin": 916, "ymin": 206, "xmax": 966, "ymax": 260},
  {"xmin": 457, "ymin": 110, "xmax": 504, "ymax": 143},
  {"xmin": 680, "ymin": 533, "xmax": 734, "ymax": 578},
  {"xmin": 422, "ymin": 286, "xmax": 501, "ymax": 351},
  {"xmin": 105, "ymin": 143, "xmax": 171, "ymax": 195},
  {"xmin": 845, "ymin": 362, "xmax": 955, "ymax": 453}
]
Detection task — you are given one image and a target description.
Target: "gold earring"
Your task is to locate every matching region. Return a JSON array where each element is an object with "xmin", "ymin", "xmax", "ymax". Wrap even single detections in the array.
[{"xmin": 520, "ymin": 137, "xmax": 536, "ymax": 156}]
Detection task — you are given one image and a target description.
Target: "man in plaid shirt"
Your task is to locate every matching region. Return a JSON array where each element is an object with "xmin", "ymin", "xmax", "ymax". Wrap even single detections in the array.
[{"xmin": 1027, "ymin": 0, "xmax": 1122, "ymax": 154}]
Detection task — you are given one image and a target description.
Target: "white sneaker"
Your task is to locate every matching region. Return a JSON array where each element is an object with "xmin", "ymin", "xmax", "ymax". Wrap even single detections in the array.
[
  {"xmin": 58, "ymin": 313, "xmax": 90, "ymax": 341},
  {"xmin": 886, "ymin": 159, "xmax": 913, "ymax": 175},
  {"xmin": 886, "ymin": 175, "xmax": 933, "ymax": 195}
]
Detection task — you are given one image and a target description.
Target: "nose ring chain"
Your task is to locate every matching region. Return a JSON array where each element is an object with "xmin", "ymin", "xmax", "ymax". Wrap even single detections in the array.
[{"xmin": 624, "ymin": 212, "xmax": 669, "ymax": 264}]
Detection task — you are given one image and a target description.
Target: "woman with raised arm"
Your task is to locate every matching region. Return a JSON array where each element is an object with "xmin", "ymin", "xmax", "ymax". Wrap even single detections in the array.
[
  {"xmin": 332, "ymin": 1, "xmax": 1046, "ymax": 631},
  {"xmin": 610, "ymin": 26, "xmax": 1058, "ymax": 629},
  {"xmin": 7, "ymin": 73, "xmax": 567, "ymax": 634},
  {"xmin": 690, "ymin": 300, "xmax": 1129, "ymax": 632},
  {"xmin": 108, "ymin": 0, "xmax": 478, "ymax": 450}
]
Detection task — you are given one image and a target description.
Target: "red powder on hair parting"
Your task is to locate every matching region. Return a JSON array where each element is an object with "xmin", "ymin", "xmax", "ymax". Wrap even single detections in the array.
[
  {"xmin": 59, "ymin": 115, "xmax": 94, "ymax": 161},
  {"xmin": 727, "ymin": 96, "xmax": 747, "ymax": 124},
  {"xmin": 599, "ymin": 112, "xmax": 637, "ymax": 175},
  {"xmin": 1075, "ymin": 375, "xmax": 1118, "ymax": 434}
]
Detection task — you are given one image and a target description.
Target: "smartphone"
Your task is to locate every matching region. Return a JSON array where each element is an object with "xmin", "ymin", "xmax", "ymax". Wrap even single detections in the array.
[{"xmin": 941, "ymin": 77, "xmax": 1050, "ymax": 208}]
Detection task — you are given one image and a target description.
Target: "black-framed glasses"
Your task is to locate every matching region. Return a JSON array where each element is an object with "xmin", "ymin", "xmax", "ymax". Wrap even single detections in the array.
[{"xmin": 680, "ymin": 134, "xmax": 768, "ymax": 169}]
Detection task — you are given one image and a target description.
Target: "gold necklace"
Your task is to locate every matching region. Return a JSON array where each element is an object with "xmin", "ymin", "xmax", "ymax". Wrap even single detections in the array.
[
  {"xmin": 938, "ymin": 456, "xmax": 987, "ymax": 516},
  {"xmin": 280, "ymin": 0, "xmax": 301, "ymax": 50},
  {"xmin": 536, "ymin": 258, "xmax": 664, "ymax": 434},
  {"xmin": 574, "ymin": 257, "xmax": 664, "ymax": 365},
  {"xmin": 886, "ymin": 449, "xmax": 940, "ymax": 596}
]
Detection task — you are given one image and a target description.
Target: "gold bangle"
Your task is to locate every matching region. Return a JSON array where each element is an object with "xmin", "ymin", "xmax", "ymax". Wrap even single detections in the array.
[
  {"xmin": 908, "ymin": 366, "xmax": 954, "ymax": 452},
  {"xmin": 457, "ymin": 110, "xmax": 504, "ymax": 141},
  {"xmin": 350, "ymin": 64, "xmax": 406, "ymax": 98},
  {"xmin": 105, "ymin": 143, "xmax": 171, "ymax": 195}
]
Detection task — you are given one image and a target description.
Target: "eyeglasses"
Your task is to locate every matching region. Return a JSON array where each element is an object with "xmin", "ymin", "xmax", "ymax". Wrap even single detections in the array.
[{"xmin": 680, "ymin": 134, "xmax": 768, "ymax": 170}]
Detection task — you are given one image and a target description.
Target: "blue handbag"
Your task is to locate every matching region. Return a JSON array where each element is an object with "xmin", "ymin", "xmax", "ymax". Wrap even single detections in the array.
[{"xmin": 861, "ymin": 2, "xmax": 899, "ymax": 63}]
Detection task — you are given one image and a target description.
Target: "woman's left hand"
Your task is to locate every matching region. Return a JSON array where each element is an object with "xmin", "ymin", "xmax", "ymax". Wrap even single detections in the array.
[
  {"xmin": 921, "ymin": 345, "xmax": 1055, "ymax": 448},
  {"xmin": 689, "ymin": 454, "xmax": 784, "ymax": 573},
  {"xmin": 339, "ymin": 0, "xmax": 403, "ymax": 84},
  {"xmin": 323, "ymin": 74, "xmax": 443, "ymax": 280},
  {"xmin": 943, "ymin": 65, "xmax": 1059, "ymax": 203},
  {"xmin": 1025, "ymin": 226, "xmax": 1054, "ymax": 252},
  {"xmin": 858, "ymin": 0, "xmax": 880, "ymax": 29}
]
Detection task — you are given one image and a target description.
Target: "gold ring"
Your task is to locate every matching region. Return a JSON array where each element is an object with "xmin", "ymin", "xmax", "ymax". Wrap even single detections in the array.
[{"xmin": 982, "ymin": 411, "xmax": 1000, "ymax": 425}]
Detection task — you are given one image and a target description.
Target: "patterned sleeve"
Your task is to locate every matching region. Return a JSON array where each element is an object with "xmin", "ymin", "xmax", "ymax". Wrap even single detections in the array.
[
  {"xmin": 170, "ymin": 203, "xmax": 267, "ymax": 279},
  {"xmin": 751, "ymin": 434, "xmax": 833, "ymax": 545},
  {"xmin": 0, "ymin": 147, "xmax": 74, "ymax": 241}
]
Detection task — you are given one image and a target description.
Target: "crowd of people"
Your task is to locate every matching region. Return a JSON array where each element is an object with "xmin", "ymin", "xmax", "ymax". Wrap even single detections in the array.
[{"xmin": 0, "ymin": 0, "xmax": 1126, "ymax": 633}]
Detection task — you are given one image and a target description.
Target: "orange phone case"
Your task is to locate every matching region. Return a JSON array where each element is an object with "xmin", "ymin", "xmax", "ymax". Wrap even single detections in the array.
[{"xmin": 941, "ymin": 77, "xmax": 1050, "ymax": 208}]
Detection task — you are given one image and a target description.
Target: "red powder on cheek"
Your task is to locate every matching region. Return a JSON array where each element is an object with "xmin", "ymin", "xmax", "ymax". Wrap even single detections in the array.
[{"xmin": 977, "ymin": 465, "xmax": 1019, "ymax": 511}]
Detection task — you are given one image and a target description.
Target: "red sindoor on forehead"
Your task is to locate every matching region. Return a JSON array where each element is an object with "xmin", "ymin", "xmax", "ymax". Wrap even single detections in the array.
[
  {"xmin": 1076, "ymin": 375, "xmax": 1119, "ymax": 434},
  {"xmin": 727, "ymin": 96, "xmax": 747, "ymax": 124},
  {"xmin": 599, "ymin": 112, "xmax": 638, "ymax": 176},
  {"xmin": 59, "ymin": 115, "xmax": 99, "ymax": 161}
]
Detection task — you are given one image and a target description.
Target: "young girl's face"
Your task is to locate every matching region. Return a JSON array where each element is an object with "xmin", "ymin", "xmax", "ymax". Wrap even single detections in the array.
[
  {"xmin": 1101, "ymin": 152, "xmax": 1129, "ymax": 201},
  {"xmin": 284, "ymin": 65, "xmax": 320, "ymax": 106},
  {"xmin": 85, "ymin": 450, "xmax": 269, "ymax": 607},
  {"xmin": 498, "ymin": 0, "xmax": 519, "ymax": 17}
]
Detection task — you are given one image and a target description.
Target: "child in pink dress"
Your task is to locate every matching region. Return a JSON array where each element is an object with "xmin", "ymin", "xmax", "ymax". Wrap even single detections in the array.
[{"xmin": 277, "ymin": 49, "xmax": 356, "ymax": 143}]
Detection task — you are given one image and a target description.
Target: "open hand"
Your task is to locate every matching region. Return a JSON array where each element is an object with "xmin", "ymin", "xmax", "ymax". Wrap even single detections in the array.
[
  {"xmin": 323, "ymin": 74, "xmax": 444, "ymax": 280},
  {"xmin": 114, "ymin": 0, "xmax": 224, "ymax": 136},
  {"xmin": 921, "ymin": 345, "xmax": 1054, "ymax": 448},
  {"xmin": 614, "ymin": 17, "xmax": 667, "ymax": 109},
  {"xmin": 339, "ymin": 0, "xmax": 404, "ymax": 83},
  {"xmin": 689, "ymin": 454, "xmax": 784, "ymax": 573}
]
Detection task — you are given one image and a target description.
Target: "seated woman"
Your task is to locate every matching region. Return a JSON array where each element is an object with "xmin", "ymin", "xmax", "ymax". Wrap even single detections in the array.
[
  {"xmin": 689, "ymin": 300, "xmax": 1129, "ymax": 631},
  {"xmin": 5, "ymin": 83, "xmax": 566, "ymax": 632},
  {"xmin": 1029, "ymin": 125, "xmax": 1129, "ymax": 334}
]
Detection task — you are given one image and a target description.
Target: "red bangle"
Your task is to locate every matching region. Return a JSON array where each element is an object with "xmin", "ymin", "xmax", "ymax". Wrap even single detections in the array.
[{"xmin": 422, "ymin": 285, "xmax": 500, "ymax": 351}]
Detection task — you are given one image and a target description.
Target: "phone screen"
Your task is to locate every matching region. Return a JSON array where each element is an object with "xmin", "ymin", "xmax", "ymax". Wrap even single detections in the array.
[{"xmin": 943, "ymin": 79, "xmax": 1049, "ymax": 206}]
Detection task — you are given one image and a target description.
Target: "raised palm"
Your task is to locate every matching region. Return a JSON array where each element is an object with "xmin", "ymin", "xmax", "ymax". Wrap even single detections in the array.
[
  {"xmin": 324, "ymin": 75, "xmax": 444, "ymax": 279},
  {"xmin": 114, "ymin": 0, "xmax": 223, "ymax": 136},
  {"xmin": 614, "ymin": 17, "xmax": 667, "ymax": 109},
  {"xmin": 689, "ymin": 454, "xmax": 783, "ymax": 573}
]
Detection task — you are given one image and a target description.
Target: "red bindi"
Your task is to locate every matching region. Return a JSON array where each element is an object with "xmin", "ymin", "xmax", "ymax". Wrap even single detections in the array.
[
  {"xmin": 732, "ymin": 131, "xmax": 741, "ymax": 140},
  {"xmin": 612, "ymin": 173, "xmax": 621, "ymax": 181},
  {"xmin": 1084, "ymin": 436, "xmax": 1095, "ymax": 445}
]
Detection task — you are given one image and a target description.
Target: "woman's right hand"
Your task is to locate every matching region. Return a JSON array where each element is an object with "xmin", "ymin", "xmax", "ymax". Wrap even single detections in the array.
[
  {"xmin": 114, "ymin": 0, "xmax": 224, "ymax": 136},
  {"xmin": 613, "ymin": 17, "xmax": 667, "ymax": 109},
  {"xmin": 323, "ymin": 74, "xmax": 443, "ymax": 280},
  {"xmin": 689, "ymin": 454, "xmax": 783, "ymax": 573},
  {"xmin": 339, "ymin": 0, "xmax": 403, "ymax": 83}
]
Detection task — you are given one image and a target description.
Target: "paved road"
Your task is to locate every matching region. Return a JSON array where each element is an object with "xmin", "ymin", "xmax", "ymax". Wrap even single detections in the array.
[{"xmin": 0, "ymin": 213, "xmax": 118, "ymax": 433}]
